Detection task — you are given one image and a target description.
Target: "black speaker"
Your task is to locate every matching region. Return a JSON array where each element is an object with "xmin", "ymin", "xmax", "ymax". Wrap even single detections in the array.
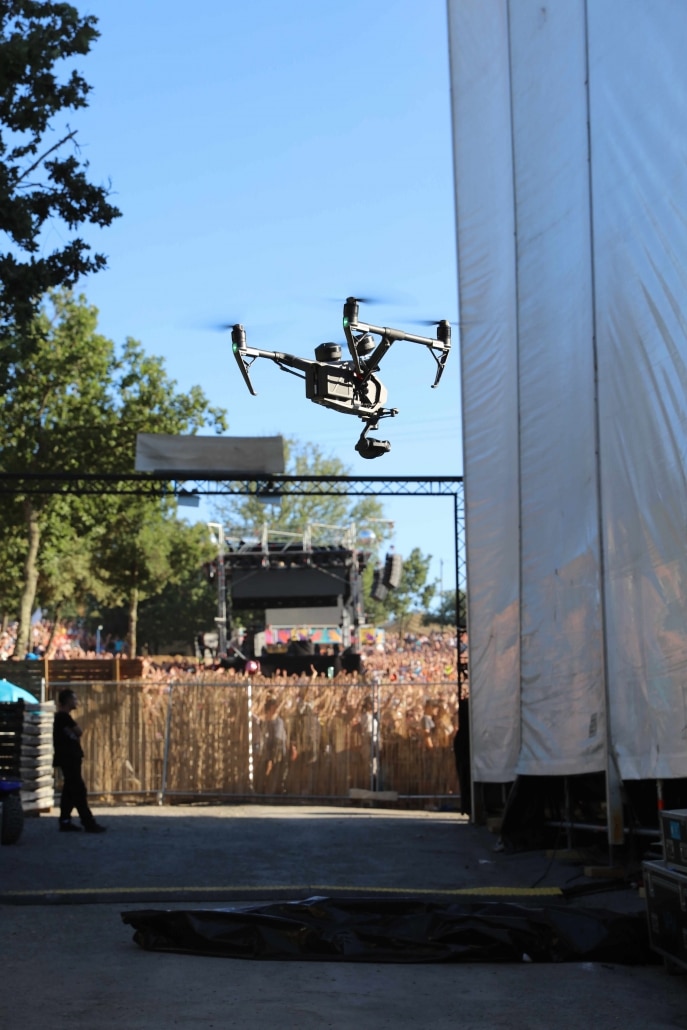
[
  {"xmin": 383, "ymin": 552, "xmax": 403, "ymax": 590},
  {"xmin": 371, "ymin": 567, "xmax": 388, "ymax": 602}
]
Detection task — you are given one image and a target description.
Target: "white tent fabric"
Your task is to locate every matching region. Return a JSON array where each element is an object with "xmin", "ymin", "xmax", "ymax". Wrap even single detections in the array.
[
  {"xmin": 449, "ymin": 0, "xmax": 687, "ymax": 783},
  {"xmin": 450, "ymin": 1, "xmax": 522, "ymax": 781}
]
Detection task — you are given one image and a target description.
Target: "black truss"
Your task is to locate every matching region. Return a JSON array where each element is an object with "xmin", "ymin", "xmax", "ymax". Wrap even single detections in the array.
[
  {"xmin": 0, "ymin": 471, "xmax": 466, "ymax": 592},
  {"xmin": 0, "ymin": 472, "xmax": 462, "ymax": 498}
]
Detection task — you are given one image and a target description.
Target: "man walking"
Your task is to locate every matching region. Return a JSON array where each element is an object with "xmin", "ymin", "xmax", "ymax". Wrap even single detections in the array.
[{"xmin": 53, "ymin": 688, "xmax": 106, "ymax": 834}]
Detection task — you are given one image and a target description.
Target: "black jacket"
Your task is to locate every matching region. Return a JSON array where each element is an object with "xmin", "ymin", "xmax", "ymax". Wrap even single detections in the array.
[{"xmin": 53, "ymin": 710, "xmax": 84, "ymax": 767}]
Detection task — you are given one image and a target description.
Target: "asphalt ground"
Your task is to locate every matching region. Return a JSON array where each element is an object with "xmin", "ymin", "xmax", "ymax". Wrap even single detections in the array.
[{"xmin": 2, "ymin": 803, "xmax": 686, "ymax": 1029}]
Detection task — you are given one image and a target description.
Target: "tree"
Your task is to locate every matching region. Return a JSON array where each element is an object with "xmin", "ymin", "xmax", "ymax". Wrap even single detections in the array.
[
  {"xmin": 0, "ymin": 290, "xmax": 115, "ymax": 653},
  {"xmin": 365, "ymin": 547, "xmax": 435, "ymax": 638},
  {"xmin": 87, "ymin": 335, "xmax": 227, "ymax": 655},
  {"xmin": 0, "ymin": 494, "xmax": 24, "ymax": 628},
  {"xmin": 423, "ymin": 588, "xmax": 466, "ymax": 630},
  {"xmin": 89, "ymin": 506, "xmax": 224, "ymax": 658},
  {"xmin": 37, "ymin": 498, "xmax": 98, "ymax": 633},
  {"xmin": 0, "ymin": 290, "xmax": 227, "ymax": 656},
  {"xmin": 0, "ymin": 2, "xmax": 120, "ymax": 331},
  {"xmin": 135, "ymin": 524, "xmax": 220, "ymax": 655},
  {"xmin": 212, "ymin": 438, "xmax": 389, "ymax": 543}
]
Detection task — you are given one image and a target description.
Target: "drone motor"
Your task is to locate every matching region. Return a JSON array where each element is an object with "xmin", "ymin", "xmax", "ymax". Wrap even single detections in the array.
[
  {"xmin": 355, "ymin": 333, "xmax": 376, "ymax": 357},
  {"xmin": 314, "ymin": 342, "xmax": 342, "ymax": 362}
]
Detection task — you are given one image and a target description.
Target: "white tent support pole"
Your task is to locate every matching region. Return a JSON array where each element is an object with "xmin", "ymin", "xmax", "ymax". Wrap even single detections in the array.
[{"xmin": 578, "ymin": 0, "xmax": 624, "ymax": 848}]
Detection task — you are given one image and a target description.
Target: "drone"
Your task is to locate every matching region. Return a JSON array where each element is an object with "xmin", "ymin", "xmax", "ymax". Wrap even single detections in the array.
[{"xmin": 230, "ymin": 296, "xmax": 451, "ymax": 459}]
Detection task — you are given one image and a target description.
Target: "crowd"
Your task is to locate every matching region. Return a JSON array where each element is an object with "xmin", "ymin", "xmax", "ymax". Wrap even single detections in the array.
[
  {"xmin": 0, "ymin": 617, "xmax": 129, "ymax": 662},
  {"xmin": 0, "ymin": 617, "xmax": 467, "ymax": 800},
  {"xmin": 131, "ymin": 628, "xmax": 465, "ymax": 686},
  {"xmin": 246, "ymin": 683, "xmax": 460, "ymax": 797},
  {"xmin": 359, "ymin": 629, "xmax": 465, "ymax": 687},
  {"xmin": 0, "ymin": 617, "xmax": 467, "ymax": 694}
]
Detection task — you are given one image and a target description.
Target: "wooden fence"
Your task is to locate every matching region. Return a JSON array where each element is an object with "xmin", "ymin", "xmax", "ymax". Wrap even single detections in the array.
[{"xmin": 60, "ymin": 679, "xmax": 461, "ymax": 804}]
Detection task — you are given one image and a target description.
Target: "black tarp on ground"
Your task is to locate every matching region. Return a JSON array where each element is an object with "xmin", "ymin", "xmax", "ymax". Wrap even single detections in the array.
[{"xmin": 122, "ymin": 896, "xmax": 654, "ymax": 964}]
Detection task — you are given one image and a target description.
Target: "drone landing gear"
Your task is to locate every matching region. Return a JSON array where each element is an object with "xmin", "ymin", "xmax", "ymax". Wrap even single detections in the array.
[{"xmin": 355, "ymin": 408, "xmax": 398, "ymax": 460}]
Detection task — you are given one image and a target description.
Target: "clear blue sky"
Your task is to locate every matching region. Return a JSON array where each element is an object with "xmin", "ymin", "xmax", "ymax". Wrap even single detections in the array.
[{"xmin": 73, "ymin": 0, "xmax": 461, "ymax": 593}]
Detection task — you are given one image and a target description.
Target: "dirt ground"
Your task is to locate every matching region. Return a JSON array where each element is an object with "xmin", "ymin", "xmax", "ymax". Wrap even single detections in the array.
[{"xmin": 1, "ymin": 803, "xmax": 686, "ymax": 1029}]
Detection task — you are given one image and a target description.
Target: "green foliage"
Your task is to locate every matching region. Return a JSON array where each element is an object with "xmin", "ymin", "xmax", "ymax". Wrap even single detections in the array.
[
  {"xmin": 0, "ymin": 495, "xmax": 24, "ymax": 616},
  {"xmin": 363, "ymin": 547, "xmax": 436, "ymax": 634},
  {"xmin": 136, "ymin": 544, "xmax": 219, "ymax": 655},
  {"xmin": 38, "ymin": 507, "xmax": 98, "ymax": 616},
  {"xmin": 105, "ymin": 338, "xmax": 228, "ymax": 463},
  {"xmin": 0, "ymin": 289, "xmax": 227, "ymax": 655},
  {"xmin": 0, "ymin": 2, "xmax": 121, "ymax": 328},
  {"xmin": 88, "ymin": 507, "xmax": 217, "ymax": 656},
  {"xmin": 0, "ymin": 289, "xmax": 114, "ymax": 471},
  {"xmin": 212, "ymin": 437, "xmax": 389, "ymax": 542},
  {"xmin": 423, "ymin": 588, "xmax": 465, "ymax": 629}
]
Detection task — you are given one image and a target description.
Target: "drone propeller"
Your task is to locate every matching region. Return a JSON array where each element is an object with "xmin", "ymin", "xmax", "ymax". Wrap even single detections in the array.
[
  {"xmin": 326, "ymin": 294, "xmax": 387, "ymax": 306},
  {"xmin": 201, "ymin": 319, "xmax": 278, "ymax": 335},
  {"xmin": 408, "ymin": 318, "xmax": 460, "ymax": 327},
  {"xmin": 195, "ymin": 319, "xmax": 245, "ymax": 332}
]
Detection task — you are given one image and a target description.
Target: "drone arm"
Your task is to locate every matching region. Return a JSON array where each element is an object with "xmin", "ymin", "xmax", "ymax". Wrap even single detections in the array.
[
  {"xmin": 348, "ymin": 318, "xmax": 451, "ymax": 387},
  {"xmin": 232, "ymin": 335, "xmax": 312, "ymax": 396},
  {"xmin": 357, "ymin": 320, "xmax": 451, "ymax": 352},
  {"xmin": 342, "ymin": 319, "xmax": 364, "ymax": 375},
  {"xmin": 430, "ymin": 346, "xmax": 450, "ymax": 388},
  {"xmin": 355, "ymin": 333, "xmax": 396, "ymax": 385},
  {"xmin": 265, "ymin": 349, "xmax": 311, "ymax": 375},
  {"xmin": 231, "ymin": 338, "xmax": 258, "ymax": 395},
  {"xmin": 237, "ymin": 343, "xmax": 310, "ymax": 370}
]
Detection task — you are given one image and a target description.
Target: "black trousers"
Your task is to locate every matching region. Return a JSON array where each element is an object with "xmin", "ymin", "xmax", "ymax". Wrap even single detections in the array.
[{"xmin": 57, "ymin": 761, "xmax": 95, "ymax": 826}]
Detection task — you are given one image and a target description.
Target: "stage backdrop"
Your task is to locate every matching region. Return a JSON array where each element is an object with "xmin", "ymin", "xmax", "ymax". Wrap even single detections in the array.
[{"xmin": 449, "ymin": 0, "xmax": 687, "ymax": 785}]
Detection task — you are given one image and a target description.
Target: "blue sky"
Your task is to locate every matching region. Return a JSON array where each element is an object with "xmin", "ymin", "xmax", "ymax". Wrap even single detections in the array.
[{"xmin": 72, "ymin": 0, "xmax": 461, "ymax": 593}]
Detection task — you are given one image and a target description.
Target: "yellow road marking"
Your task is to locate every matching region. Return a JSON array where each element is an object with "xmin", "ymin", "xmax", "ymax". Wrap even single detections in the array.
[{"xmin": 1, "ymin": 884, "xmax": 563, "ymax": 898}]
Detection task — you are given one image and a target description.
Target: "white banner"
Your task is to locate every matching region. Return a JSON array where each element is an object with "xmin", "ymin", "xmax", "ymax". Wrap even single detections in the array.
[{"xmin": 135, "ymin": 433, "xmax": 285, "ymax": 474}]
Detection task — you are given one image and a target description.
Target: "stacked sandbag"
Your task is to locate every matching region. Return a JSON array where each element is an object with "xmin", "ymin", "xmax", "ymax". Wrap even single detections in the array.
[{"xmin": 20, "ymin": 700, "xmax": 55, "ymax": 813}]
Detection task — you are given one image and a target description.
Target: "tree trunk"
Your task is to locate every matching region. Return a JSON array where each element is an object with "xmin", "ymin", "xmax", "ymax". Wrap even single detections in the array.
[
  {"xmin": 128, "ymin": 585, "xmax": 139, "ymax": 658},
  {"xmin": 45, "ymin": 603, "xmax": 62, "ymax": 654},
  {"xmin": 15, "ymin": 499, "xmax": 41, "ymax": 657}
]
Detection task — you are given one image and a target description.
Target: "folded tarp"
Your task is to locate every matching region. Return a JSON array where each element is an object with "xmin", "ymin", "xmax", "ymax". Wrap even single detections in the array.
[{"xmin": 122, "ymin": 896, "xmax": 653, "ymax": 964}]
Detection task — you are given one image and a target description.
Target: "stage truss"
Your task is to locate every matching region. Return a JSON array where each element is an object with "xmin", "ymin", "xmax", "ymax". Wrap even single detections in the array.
[{"xmin": 0, "ymin": 472, "xmax": 465, "ymax": 591}]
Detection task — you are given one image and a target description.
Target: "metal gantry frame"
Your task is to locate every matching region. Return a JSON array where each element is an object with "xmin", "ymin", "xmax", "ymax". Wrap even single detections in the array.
[{"xmin": 0, "ymin": 470, "xmax": 466, "ymax": 597}]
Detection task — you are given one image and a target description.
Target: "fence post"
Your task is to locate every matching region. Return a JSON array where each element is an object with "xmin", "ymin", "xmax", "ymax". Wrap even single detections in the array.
[
  {"xmin": 157, "ymin": 682, "xmax": 175, "ymax": 806},
  {"xmin": 246, "ymin": 679, "xmax": 255, "ymax": 793},
  {"xmin": 371, "ymin": 679, "xmax": 380, "ymax": 792}
]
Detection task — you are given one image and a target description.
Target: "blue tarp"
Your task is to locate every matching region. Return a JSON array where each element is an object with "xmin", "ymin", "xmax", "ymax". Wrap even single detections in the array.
[{"xmin": 0, "ymin": 680, "xmax": 38, "ymax": 703}]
